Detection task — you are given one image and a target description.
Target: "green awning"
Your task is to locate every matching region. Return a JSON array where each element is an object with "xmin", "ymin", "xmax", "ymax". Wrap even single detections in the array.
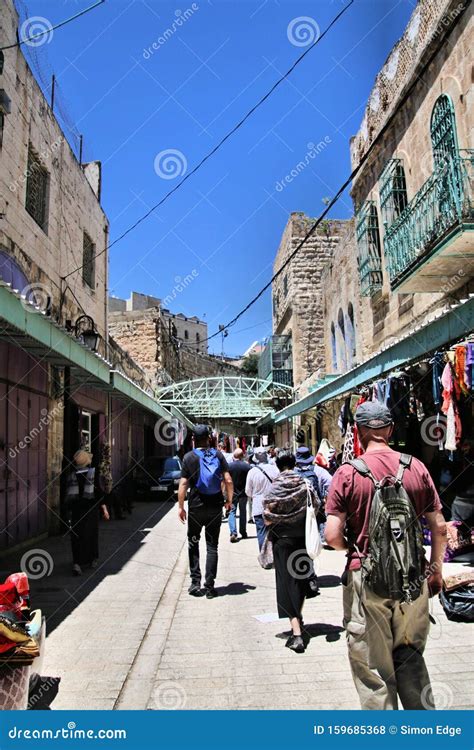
[
  {"xmin": 274, "ymin": 297, "xmax": 474, "ymax": 422},
  {"xmin": 110, "ymin": 370, "xmax": 173, "ymax": 421}
]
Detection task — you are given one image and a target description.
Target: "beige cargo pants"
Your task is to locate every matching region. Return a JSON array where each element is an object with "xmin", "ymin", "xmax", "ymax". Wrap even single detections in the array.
[{"xmin": 343, "ymin": 570, "xmax": 434, "ymax": 710}]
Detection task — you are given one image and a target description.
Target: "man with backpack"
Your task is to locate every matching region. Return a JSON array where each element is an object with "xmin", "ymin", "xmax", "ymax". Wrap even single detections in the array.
[
  {"xmin": 295, "ymin": 446, "xmax": 333, "ymax": 543},
  {"xmin": 178, "ymin": 425, "xmax": 234, "ymax": 598},
  {"xmin": 325, "ymin": 402, "xmax": 447, "ymax": 710}
]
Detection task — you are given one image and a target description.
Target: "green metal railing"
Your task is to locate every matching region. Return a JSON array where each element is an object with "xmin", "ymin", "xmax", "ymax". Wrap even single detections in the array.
[
  {"xmin": 356, "ymin": 201, "xmax": 384, "ymax": 297},
  {"xmin": 384, "ymin": 150, "xmax": 473, "ymax": 285}
]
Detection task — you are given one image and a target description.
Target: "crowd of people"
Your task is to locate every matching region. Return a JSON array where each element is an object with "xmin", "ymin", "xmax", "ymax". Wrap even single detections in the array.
[{"xmin": 177, "ymin": 404, "xmax": 448, "ymax": 710}]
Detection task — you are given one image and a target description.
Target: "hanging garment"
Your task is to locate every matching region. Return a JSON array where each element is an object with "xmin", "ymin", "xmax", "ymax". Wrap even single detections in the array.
[
  {"xmin": 454, "ymin": 346, "xmax": 469, "ymax": 395},
  {"xmin": 430, "ymin": 352, "xmax": 445, "ymax": 408},
  {"xmin": 445, "ymin": 403, "xmax": 457, "ymax": 452},
  {"xmin": 466, "ymin": 344, "xmax": 474, "ymax": 389},
  {"xmin": 342, "ymin": 426, "xmax": 355, "ymax": 464}
]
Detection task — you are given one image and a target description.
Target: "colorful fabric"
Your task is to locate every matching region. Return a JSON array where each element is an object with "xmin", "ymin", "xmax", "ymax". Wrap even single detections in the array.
[{"xmin": 454, "ymin": 346, "xmax": 469, "ymax": 395}]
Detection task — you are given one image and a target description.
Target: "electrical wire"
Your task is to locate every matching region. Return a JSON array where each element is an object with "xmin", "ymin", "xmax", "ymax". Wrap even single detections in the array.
[
  {"xmin": 61, "ymin": 0, "xmax": 355, "ymax": 281},
  {"xmin": 0, "ymin": 0, "xmax": 106, "ymax": 50}
]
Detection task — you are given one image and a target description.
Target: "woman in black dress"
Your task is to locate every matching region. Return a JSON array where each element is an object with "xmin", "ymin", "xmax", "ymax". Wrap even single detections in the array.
[
  {"xmin": 263, "ymin": 452, "xmax": 319, "ymax": 653},
  {"xmin": 66, "ymin": 450, "xmax": 109, "ymax": 576}
]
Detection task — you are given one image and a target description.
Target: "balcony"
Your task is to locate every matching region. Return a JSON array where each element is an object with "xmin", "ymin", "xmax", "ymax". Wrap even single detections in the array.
[
  {"xmin": 384, "ymin": 150, "xmax": 474, "ymax": 292},
  {"xmin": 258, "ymin": 335, "xmax": 293, "ymax": 387}
]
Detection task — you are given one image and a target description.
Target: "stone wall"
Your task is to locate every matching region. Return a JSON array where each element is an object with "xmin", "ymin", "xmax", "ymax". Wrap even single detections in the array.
[
  {"xmin": 0, "ymin": 0, "xmax": 109, "ymax": 337},
  {"xmin": 109, "ymin": 307, "xmax": 242, "ymax": 388},
  {"xmin": 272, "ymin": 213, "xmax": 352, "ymax": 390}
]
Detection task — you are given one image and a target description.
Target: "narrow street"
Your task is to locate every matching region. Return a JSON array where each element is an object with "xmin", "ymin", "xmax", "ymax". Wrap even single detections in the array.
[{"xmin": 2, "ymin": 502, "xmax": 471, "ymax": 711}]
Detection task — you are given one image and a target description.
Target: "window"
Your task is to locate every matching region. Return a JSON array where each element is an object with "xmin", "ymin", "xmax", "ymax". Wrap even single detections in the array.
[
  {"xmin": 196, "ymin": 332, "xmax": 200, "ymax": 351},
  {"xmin": 82, "ymin": 232, "xmax": 95, "ymax": 289},
  {"xmin": 283, "ymin": 274, "xmax": 288, "ymax": 296},
  {"xmin": 330, "ymin": 322, "xmax": 337, "ymax": 371},
  {"xmin": 184, "ymin": 329, "xmax": 189, "ymax": 340},
  {"xmin": 337, "ymin": 308, "xmax": 347, "ymax": 372},
  {"xmin": 356, "ymin": 201, "xmax": 383, "ymax": 296},
  {"xmin": 430, "ymin": 94, "xmax": 459, "ymax": 169},
  {"xmin": 380, "ymin": 159, "xmax": 408, "ymax": 227},
  {"xmin": 346, "ymin": 302, "xmax": 356, "ymax": 364},
  {"xmin": 25, "ymin": 145, "xmax": 49, "ymax": 230}
]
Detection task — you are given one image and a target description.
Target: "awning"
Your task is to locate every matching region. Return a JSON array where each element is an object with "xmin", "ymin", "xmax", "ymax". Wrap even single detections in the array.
[
  {"xmin": 274, "ymin": 297, "xmax": 474, "ymax": 422},
  {"xmin": 0, "ymin": 282, "xmax": 176, "ymax": 422}
]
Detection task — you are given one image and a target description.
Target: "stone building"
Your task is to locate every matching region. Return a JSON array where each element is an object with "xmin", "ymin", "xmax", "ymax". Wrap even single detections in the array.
[
  {"xmin": 270, "ymin": 0, "xmax": 473, "ymax": 454},
  {"xmin": 110, "ymin": 292, "xmax": 208, "ymax": 353},
  {"xmin": 109, "ymin": 294, "xmax": 242, "ymax": 387},
  {"xmin": 271, "ymin": 212, "xmax": 352, "ymax": 390},
  {"xmin": 0, "ymin": 0, "xmax": 175, "ymax": 550}
]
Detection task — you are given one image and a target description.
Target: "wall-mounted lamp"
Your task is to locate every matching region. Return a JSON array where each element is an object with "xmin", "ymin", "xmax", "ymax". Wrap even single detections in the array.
[{"xmin": 74, "ymin": 314, "xmax": 99, "ymax": 352}]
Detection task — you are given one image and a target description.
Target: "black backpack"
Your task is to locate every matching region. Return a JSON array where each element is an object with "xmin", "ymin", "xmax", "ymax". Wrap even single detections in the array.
[{"xmin": 349, "ymin": 453, "xmax": 426, "ymax": 603}]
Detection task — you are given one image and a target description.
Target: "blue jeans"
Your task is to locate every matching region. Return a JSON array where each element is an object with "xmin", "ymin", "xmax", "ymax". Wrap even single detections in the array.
[
  {"xmin": 254, "ymin": 514, "xmax": 267, "ymax": 551},
  {"xmin": 229, "ymin": 495, "xmax": 247, "ymax": 537}
]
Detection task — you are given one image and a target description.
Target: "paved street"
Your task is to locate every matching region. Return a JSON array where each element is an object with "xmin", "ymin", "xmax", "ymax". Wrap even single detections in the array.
[{"xmin": 1, "ymin": 502, "xmax": 472, "ymax": 711}]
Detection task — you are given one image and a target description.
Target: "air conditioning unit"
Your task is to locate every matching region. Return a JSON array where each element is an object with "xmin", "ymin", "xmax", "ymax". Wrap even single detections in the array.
[{"xmin": 0, "ymin": 90, "xmax": 11, "ymax": 115}]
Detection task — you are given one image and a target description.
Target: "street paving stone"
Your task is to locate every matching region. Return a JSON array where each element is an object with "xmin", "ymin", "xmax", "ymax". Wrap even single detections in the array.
[{"xmin": 0, "ymin": 501, "xmax": 471, "ymax": 710}]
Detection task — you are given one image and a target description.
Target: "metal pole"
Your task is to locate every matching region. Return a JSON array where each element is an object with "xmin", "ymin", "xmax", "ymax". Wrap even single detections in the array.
[{"xmin": 79, "ymin": 135, "xmax": 83, "ymax": 165}]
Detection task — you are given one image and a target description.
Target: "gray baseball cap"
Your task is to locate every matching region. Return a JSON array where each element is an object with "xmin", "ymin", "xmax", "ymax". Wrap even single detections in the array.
[{"xmin": 354, "ymin": 402, "xmax": 393, "ymax": 429}]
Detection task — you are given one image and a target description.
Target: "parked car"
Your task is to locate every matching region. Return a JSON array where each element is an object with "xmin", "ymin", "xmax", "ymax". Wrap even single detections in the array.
[{"xmin": 133, "ymin": 456, "xmax": 182, "ymax": 501}]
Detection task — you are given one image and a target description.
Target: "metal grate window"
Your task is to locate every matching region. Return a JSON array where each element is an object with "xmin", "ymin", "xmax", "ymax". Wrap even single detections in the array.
[
  {"xmin": 380, "ymin": 159, "xmax": 408, "ymax": 228},
  {"xmin": 25, "ymin": 145, "xmax": 48, "ymax": 230},
  {"xmin": 356, "ymin": 201, "xmax": 383, "ymax": 297},
  {"xmin": 431, "ymin": 94, "xmax": 458, "ymax": 168},
  {"xmin": 82, "ymin": 232, "xmax": 95, "ymax": 288}
]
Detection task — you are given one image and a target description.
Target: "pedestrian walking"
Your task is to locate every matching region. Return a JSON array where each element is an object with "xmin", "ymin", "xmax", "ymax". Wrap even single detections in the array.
[
  {"xmin": 178, "ymin": 425, "xmax": 234, "ymax": 599},
  {"xmin": 228, "ymin": 449, "xmax": 251, "ymax": 542},
  {"xmin": 65, "ymin": 450, "xmax": 110, "ymax": 576},
  {"xmin": 294, "ymin": 446, "xmax": 333, "ymax": 543},
  {"xmin": 245, "ymin": 447, "xmax": 279, "ymax": 550},
  {"xmin": 263, "ymin": 452, "xmax": 319, "ymax": 653},
  {"xmin": 325, "ymin": 402, "xmax": 447, "ymax": 710}
]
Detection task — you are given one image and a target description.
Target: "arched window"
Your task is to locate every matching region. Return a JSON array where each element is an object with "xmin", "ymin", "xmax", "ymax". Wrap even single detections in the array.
[
  {"xmin": 346, "ymin": 303, "xmax": 356, "ymax": 366},
  {"xmin": 337, "ymin": 308, "xmax": 347, "ymax": 372},
  {"xmin": 430, "ymin": 94, "xmax": 459, "ymax": 169},
  {"xmin": 184, "ymin": 329, "xmax": 189, "ymax": 340},
  {"xmin": 330, "ymin": 322, "xmax": 337, "ymax": 372},
  {"xmin": 380, "ymin": 160, "xmax": 408, "ymax": 227}
]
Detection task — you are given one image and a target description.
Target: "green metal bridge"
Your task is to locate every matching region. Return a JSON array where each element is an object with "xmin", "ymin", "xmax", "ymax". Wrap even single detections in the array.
[{"xmin": 156, "ymin": 376, "xmax": 293, "ymax": 424}]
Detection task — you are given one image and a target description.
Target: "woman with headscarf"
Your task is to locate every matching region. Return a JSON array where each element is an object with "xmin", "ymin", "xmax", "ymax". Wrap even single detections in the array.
[
  {"xmin": 263, "ymin": 451, "xmax": 319, "ymax": 653},
  {"xmin": 65, "ymin": 450, "xmax": 110, "ymax": 576}
]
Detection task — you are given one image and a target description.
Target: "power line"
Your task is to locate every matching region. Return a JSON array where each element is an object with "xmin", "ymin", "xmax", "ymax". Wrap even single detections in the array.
[
  {"xmin": 203, "ymin": 3, "xmax": 469, "ymax": 346},
  {"xmin": 1, "ymin": 0, "xmax": 106, "ymax": 50},
  {"xmin": 61, "ymin": 0, "xmax": 355, "ymax": 280}
]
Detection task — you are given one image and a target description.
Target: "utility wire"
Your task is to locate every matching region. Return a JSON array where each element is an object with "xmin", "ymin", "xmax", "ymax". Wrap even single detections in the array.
[
  {"xmin": 61, "ymin": 0, "xmax": 355, "ymax": 280},
  {"xmin": 202, "ymin": 2, "xmax": 470, "ymax": 346},
  {"xmin": 1, "ymin": 0, "xmax": 106, "ymax": 50}
]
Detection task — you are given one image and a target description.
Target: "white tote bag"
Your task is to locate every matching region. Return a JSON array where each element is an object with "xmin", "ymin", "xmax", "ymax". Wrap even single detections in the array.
[{"xmin": 305, "ymin": 480, "xmax": 322, "ymax": 560}]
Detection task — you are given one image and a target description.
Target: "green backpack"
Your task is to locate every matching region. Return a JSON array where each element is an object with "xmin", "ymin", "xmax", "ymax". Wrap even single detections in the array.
[{"xmin": 349, "ymin": 454, "xmax": 426, "ymax": 603}]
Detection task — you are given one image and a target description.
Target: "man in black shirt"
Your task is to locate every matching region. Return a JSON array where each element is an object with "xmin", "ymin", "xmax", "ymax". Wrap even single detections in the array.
[
  {"xmin": 228, "ymin": 449, "xmax": 251, "ymax": 542},
  {"xmin": 178, "ymin": 425, "xmax": 233, "ymax": 598}
]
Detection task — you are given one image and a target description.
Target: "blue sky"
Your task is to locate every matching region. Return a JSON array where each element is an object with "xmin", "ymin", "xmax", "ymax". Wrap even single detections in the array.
[{"xmin": 23, "ymin": 0, "xmax": 414, "ymax": 355}]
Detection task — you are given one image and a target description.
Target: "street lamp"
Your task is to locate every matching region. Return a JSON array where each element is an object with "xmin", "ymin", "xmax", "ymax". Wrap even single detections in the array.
[{"xmin": 74, "ymin": 314, "xmax": 99, "ymax": 352}]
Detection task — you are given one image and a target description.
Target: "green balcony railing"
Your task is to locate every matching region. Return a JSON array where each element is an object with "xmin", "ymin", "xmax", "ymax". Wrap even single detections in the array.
[{"xmin": 384, "ymin": 149, "xmax": 474, "ymax": 286}]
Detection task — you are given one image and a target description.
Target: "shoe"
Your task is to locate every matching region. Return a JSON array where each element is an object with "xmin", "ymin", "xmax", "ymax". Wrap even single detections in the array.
[
  {"xmin": 188, "ymin": 584, "xmax": 203, "ymax": 597},
  {"xmin": 230, "ymin": 534, "xmax": 238, "ymax": 543},
  {"xmin": 205, "ymin": 587, "xmax": 218, "ymax": 599},
  {"xmin": 248, "ymin": 519, "xmax": 255, "ymax": 524},
  {"xmin": 72, "ymin": 564, "xmax": 82, "ymax": 576},
  {"xmin": 240, "ymin": 532, "xmax": 248, "ymax": 539},
  {"xmin": 286, "ymin": 634, "xmax": 305, "ymax": 653}
]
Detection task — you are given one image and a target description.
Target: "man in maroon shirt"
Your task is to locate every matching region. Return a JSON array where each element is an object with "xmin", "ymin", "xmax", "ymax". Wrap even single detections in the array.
[{"xmin": 326, "ymin": 402, "xmax": 447, "ymax": 710}]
